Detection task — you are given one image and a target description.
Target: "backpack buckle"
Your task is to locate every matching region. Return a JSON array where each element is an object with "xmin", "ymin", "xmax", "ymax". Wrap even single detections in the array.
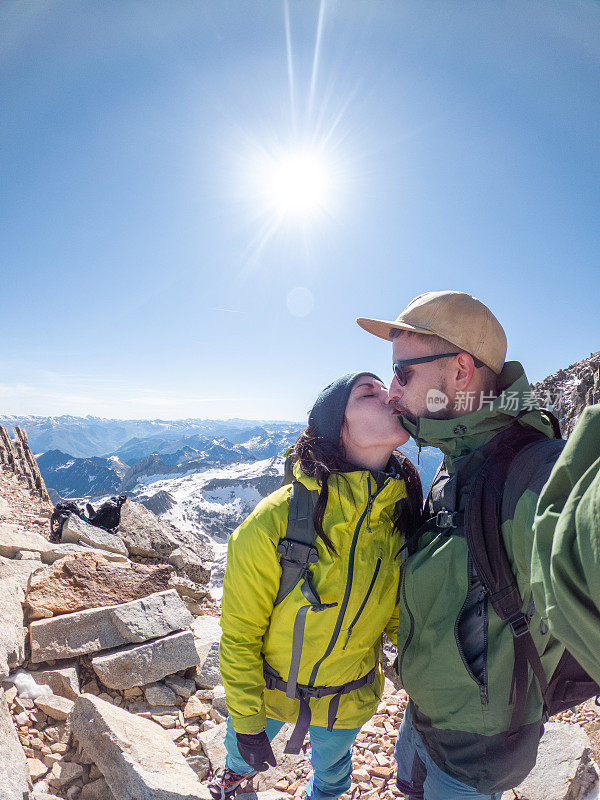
[
  {"xmin": 277, "ymin": 539, "xmax": 319, "ymax": 565},
  {"xmin": 508, "ymin": 613, "xmax": 530, "ymax": 638},
  {"xmin": 435, "ymin": 509, "xmax": 459, "ymax": 529}
]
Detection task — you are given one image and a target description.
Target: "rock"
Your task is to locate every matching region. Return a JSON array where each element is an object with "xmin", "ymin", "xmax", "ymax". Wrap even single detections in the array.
[
  {"xmin": 47, "ymin": 760, "xmax": 84, "ymax": 789},
  {"xmin": 92, "ymin": 630, "xmax": 200, "ymax": 690},
  {"xmin": 30, "ymin": 589, "xmax": 193, "ymax": 662},
  {"xmin": 169, "ymin": 575, "xmax": 210, "ymax": 601},
  {"xmin": 185, "ymin": 755, "xmax": 210, "ymax": 780},
  {"xmin": 198, "ymin": 721, "xmax": 228, "ymax": 768},
  {"xmin": 194, "ymin": 641, "xmax": 221, "ymax": 690},
  {"xmin": 0, "ymin": 524, "xmax": 58, "ymax": 561},
  {"xmin": 501, "ymin": 722, "xmax": 598, "ymax": 800},
  {"xmin": 16, "ymin": 550, "xmax": 43, "ymax": 560},
  {"xmin": 25, "ymin": 552, "xmax": 173, "ymax": 618},
  {"xmin": 164, "ymin": 675, "xmax": 196, "ymax": 700},
  {"xmin": 236, "ymin": 793, "xmax": 289, "ymax": 800},
  {"xmin": 145, "ymin": 682, "xmax": 178, "ymax": 707},
  {"xmin": 30, "ymin": 664, "xmax": 80, "ymax": 700},
  {"xmin": 0, "ymin": 574, "xmax": 27, "ymax": 679},
  {"xmin": 0, "ymin": 688, "xmax": 33, "ymax": 799},
  {"xmin": 117, "ymin": 501, "xmax": 214, "ymax": 563},
  {"xmin": 71, "ymin": 693, "xmax": 211, "ymax": 799},
  {"xmin": 211, "ymin": 684, "xmax": 228, "ymax": 716},
  {"xmin": 46, "ymin": 544, "xmax": 129, "ymax": 564},
  {"xmin": 28, "ymin": 757, "xmax": 49, "ymax": 780},
  {"xmin": 34, "ymin": 693, "xmax": 75, "ymax": 720},
  {"xmin": 60, "ymin": 514, "xmax": 128, "ymax": 556},
  {"xmin": 80, "ymin": 777, "xmax": 115, "ymax": 799},
  {"xmin": 183, "ymin": 694, "xmax": 212, "ymax": 719},
  {"xmin": 168, "ymin": 548, "xmax": 210, "ymax": 585}
]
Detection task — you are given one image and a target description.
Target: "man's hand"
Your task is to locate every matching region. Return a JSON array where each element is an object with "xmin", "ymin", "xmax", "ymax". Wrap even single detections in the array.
[{"xmin": 236, "ymin": 731, "xmax": 277, "ymax": 772}]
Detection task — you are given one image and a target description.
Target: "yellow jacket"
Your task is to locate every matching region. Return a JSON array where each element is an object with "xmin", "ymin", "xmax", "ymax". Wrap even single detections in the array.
[{"xmin": 219, "ymin": 461, "xmax": 407, "ymax": 733}]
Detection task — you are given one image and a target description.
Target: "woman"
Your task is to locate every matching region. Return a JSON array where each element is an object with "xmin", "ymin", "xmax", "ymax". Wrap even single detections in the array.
[{"xmin": 210, "ymin": 372, "xmax": 422, "ymax": 800}]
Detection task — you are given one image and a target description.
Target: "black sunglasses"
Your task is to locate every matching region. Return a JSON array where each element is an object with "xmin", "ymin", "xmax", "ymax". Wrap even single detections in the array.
[{"xmin": 392, "ymin": 352, "xmax": 484, "ymax": 386}]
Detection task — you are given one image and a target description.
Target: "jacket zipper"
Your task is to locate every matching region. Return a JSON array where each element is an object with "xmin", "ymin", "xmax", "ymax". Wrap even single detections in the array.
[
  {"xmin": 342, "ymin": 558, "xmax": 382, "ymax": 651},
  {"xmin": 398, "ymin": 563, "xmax": 415, "ymax": 689},
  {"xmin": 454, "ymin": 560, "xmax": 489, "ymax": 705},
  {"xmin": 308, "ymin": 476, "xmax": 387, "ymax": 686}
]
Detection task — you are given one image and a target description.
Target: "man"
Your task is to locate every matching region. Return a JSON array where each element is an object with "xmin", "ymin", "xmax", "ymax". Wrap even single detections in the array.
[{"xmin": 357, "ymin": 291, "xmax": 567, "ymax": 800}]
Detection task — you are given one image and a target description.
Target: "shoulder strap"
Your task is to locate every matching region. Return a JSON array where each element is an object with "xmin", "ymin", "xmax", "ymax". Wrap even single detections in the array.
[
  {"xmin": 464, "ymin": 424, "xmax": 563, "ymax": 735},
  {"xmin": 274, "ymin": 480, "xmax": 320, "ymax": 606}
]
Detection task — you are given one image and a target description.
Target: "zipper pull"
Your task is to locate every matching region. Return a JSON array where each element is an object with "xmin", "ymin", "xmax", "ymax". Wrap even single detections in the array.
[
  {"xmin": 342, "ymin": 627, "xmax": 353, "ymax": 651},
  {"xmin": 366, "ymin": 496, "xmax": 374, "ymax": 532}
]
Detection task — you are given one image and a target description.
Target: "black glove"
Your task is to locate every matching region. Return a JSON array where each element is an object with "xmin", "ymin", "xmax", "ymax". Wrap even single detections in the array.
[{"xmin": 236, "ymin": 731, "xmax": 277, "ymax": 772}]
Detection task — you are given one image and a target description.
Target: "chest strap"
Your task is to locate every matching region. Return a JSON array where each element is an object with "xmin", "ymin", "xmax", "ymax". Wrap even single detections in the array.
[{"xmin": 263, "ymin": 659, "xmax": 378, "ymax": 754}]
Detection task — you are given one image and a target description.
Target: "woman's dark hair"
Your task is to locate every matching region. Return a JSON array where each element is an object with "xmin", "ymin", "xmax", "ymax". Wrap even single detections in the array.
[{"xmin": 292, "ymin": 425, "xmax": 423, "ymax": 554}]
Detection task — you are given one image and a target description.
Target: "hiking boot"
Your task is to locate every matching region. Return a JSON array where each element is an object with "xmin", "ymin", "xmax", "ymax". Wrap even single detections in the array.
[{"xmin": 208, "ymin": 767, "xmax": 257, "ymax": 799}]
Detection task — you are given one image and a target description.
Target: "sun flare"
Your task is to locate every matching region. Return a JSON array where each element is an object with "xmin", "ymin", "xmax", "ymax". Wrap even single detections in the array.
[{"xmin": 264, "ymin": 149, "xmax": 332, "ymax": 216}]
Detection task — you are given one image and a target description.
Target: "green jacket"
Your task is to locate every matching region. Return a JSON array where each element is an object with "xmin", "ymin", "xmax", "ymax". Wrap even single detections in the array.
[
  {"xmin": 397, "ymin": 362, "xmax": 565, "ymax": 794},
  {"xmin": 219, "ymin": 461, "xmax": 408, "ymax": 734},
  {"xmin": 531, "ymin": 403, "xmax": 600, "ymax": 686}
]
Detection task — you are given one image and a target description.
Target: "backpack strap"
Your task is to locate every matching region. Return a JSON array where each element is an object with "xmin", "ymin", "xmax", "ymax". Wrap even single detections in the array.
[
  {"xmin": 274, "ymin": 480, "xmax": 320, "ymax": 606},
  {"xmin": 465, "ymin": 425, "xmax": 562, "ymax": 736}
]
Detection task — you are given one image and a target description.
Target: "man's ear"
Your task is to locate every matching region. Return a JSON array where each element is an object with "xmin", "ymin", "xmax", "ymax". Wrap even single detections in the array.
[{"xmin": 454, "ymin": 352, "xmax": 476, "ymax": 390}]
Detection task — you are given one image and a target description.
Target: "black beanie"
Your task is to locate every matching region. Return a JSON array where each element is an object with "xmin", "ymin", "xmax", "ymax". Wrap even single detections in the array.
[{"xmin": 308, "ymin": 372, "xmax": 383, "ymax": 446}]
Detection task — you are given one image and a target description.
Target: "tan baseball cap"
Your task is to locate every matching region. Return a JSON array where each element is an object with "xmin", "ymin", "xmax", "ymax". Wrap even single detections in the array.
[{"xmin": 357, "ymin": 290, "xmax": 507, "ymax": 374}]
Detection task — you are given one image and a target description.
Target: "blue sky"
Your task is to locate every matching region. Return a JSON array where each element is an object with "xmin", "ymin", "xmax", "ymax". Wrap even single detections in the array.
[{"xmin": 2, "ymin": 0, "xmax": 599, "ymax": 422}]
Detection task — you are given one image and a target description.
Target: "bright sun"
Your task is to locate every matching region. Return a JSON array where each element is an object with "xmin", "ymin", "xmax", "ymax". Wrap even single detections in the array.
[{"xmin": 264, "ymin": 149, "xmax": 332, "ymax": 216}]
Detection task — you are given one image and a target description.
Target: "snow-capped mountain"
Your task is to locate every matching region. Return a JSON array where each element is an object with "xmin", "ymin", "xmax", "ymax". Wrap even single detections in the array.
[{"xmin": 36, "ymin": 450, "xmax": 129, "ymax": 499}]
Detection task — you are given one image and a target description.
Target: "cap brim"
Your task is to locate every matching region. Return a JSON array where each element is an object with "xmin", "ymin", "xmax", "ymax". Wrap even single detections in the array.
[{"xmin": 356, "ymin": 317, "xmax": 436, "ymax": 341}]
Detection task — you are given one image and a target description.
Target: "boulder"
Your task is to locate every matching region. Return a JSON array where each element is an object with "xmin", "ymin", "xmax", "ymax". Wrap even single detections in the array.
[
  {"xmin": 501, "ymin": 722, "xmax": 598, "ymax": 800},
  {"xmin": 25, "ymin": 552, "xmax": 173, "ymax": 618},
  {"xmin": 45, "ymin": 543, "xmax": 129, "ymax": 564},
  {"xmin": 80, "ymin": 777, "xmax": 115, "ymax": 799},
  {"xmin": 168, "ymin": 547, "xmax": 210, "ymax": 585},
  {"xmin": 34, "ymin": 693, "xmax": 75, "ymax": 720},
  {"xmin": 186, "ymin": 755, "xmax": 210, "ymax": 781},
  {"xmin": 0, "ymin": 524, "xmax": 57, "ymax": 561},
  {"xmin": 0, "ymin": 688, "xmax": 32, "ymax": 799},
  {"xmin": 30, "ymin": 589, "xmax": 193, "ymax": 662},
  {"xmin": 71, "ymin": 693, "xmax": 211, "ymax": 799},
  {"xmin": 236, "ymin": 793, "xmax": 288, "ymax": 800},
  {"xmin": 29, "ymin": 664, "xmax": 80, "ymax": 700},
  {"xmin": 60, "ymin": 514, "xmax": 128, "ymax": 556},
  {"xmin": 0, "ymin": 574, "xmax": 27, "ymax": 678},
  {"xmin": 197, "ymin": 721, "xmax": 228, "ymax": 769},
  {"xmin": 164, "ymin": 675, "xmax": 195, "ymax": 700},
  {"xmin": 92, "ymin": 630, "xmax": 200, "ymax": 690},
  {"xmin": 169, "ymin": 575, "xmax": 210, "ymax": 601},
  {"xmin": 117, "ymin": 501, "xmax": 213, "ymax": 563},
  {"xmin": 145, "ymin": 682, "xmax": 178, "ymax": 707}
]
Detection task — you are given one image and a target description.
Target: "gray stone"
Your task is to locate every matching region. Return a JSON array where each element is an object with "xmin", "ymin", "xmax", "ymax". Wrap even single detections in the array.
[
  {"xmin": 236, "ymin": 793, "xmax": 289, "ymax": 800},
  {"xmin": 168, "ymin": 547, "xmax": 210, "ymax": 585},
  {"xmin": 0, "ymin": 524, "xmax": 57, "ymax": 561},
  {"xmin": 212, "ymin": 684, "xmax": 228, "ymax": 716},
  {"xmin": 198, "ymin": 721, "xmax": 228, "ymax": 768},
  {"xmin": 164, "ymin": 675, "xmax": 196, "ymax": 700},
  {"xmin": 117, "ymin": 501, "xmax": 214, "ymax": 563},
  {"xmin": 0, "ymin": 688, "xmax": 33, "ymax": 799},
  {"xmin": 60, "ymin": 514, "xmax": 129, "ymax": 556},
  {"xmin": 92, "ymin": 630, "xmax": 200, "ymax": 690},
  {"xmin": 30, "ymin": 664, "xmax": 80, "ymax": 700},
  {"xmin": 30, "ymin": 589, "xmax": 193, "ymax": 662},
  {"xmin": 34, "ymin": 693, "xmax": 75, "ymax": 720},
  {"xmin": 185, "ymin": 755, "xmax": 210, "ymax": 780},
  {"xmin": 169, "ymin": 575, "xmax": 210, "ymax": 601},
  {"xmin": 192, "ymin": 615, "xmax": 222, "ymax": 690},
  {"xmin": 194, "ymin": 641, "xmax": 221, "ymax": 690},
  {"xmin": 145, "ymin": 682, "xmax": 178, "ymax": 707},
  {"xmin": 80, "ymin": 777, "xmax": 115, "ymax": 800},
  {"xmin": 71, "ymin": 693, "xmax": 211, "ymax": 799},
  {"xmin": 46, "ymin": 544, "xmax": 129, "ymax": 563},
  {"xmin": 501, "ymin": 722, "xmax": 598, "ymax": 800}
]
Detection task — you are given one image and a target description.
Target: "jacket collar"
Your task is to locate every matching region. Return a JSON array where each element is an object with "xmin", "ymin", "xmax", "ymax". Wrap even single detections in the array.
[
  {"xmin": 397, "ymin": 362, "xmax": 554, "ymax": 467},
  {"xmin": 292, "ymin": 457, "xmax": 407, "ymax": 508}
]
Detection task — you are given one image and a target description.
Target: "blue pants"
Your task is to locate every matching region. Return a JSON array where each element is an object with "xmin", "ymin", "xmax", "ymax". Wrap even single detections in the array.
[
  {"xmin": 394, "ymin": 706, "xmax": 501, "ymax": 800},
  {"xmin": 224, "ymin": 716, "xmax": 361, "ymax": 800}
]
